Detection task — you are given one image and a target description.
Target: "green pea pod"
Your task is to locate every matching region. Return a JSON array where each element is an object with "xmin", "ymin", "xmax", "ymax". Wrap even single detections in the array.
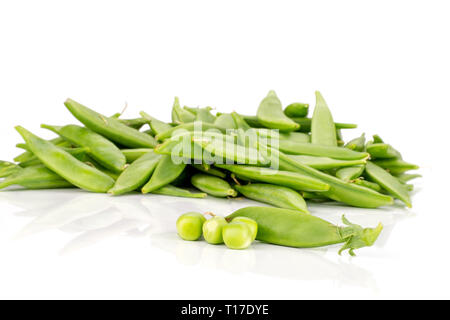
[
  {"xmin": 14, "ymin": 137, "xmax": 69, "ymax": 163},
  {"xmin": 257, "ymin": 90, "xmax": 300, "ymax": 132},
  {"xmin": 140, "ymin": 111, "xmax": 173, "ymax": 136},
  {"xmin": 152, "ymin": 184, "xmax": 207, "ymax": 198},
  {"xmin": 121, "ymin": 148, "xmax": 152, "ymax": 163},
  {"xmin": 0, "ymin": 161, "xmax": 22, "ymax": 178},
  {"xmin": 284, "ymin": 103, "xmax": 309, "ymax": 118},
  {"xmin": 256, "ymin": 130, "xmax": 311, "ymax": 144},
  {"xmin": 277, "ymin": 140, "xmax": 369, "ymax": 160},
  {"xmin": 214, "ymin": 113, "xmax": 237, "ymax": 129},
  {"xmin": 142, "ymin": 155, "xmax": 187, "ymax": 194},
  {"xmin": 192, "ymin": 164, "xmax": 227, "ymax": 178},
  {"xmin": 260, "ymin": 145, "xmax": 393, "ymax": 208},
  {"xmin": 301, "ymin": 191, "xmax": 329, "ymax": 202},
  {"xmin": 311, "ymin": 91, "xmax": 338, "ymax": 146},
  {"xmin": 42, "ymin": 124, "xmax": 126, "ymax": 173},
  {"xmin": 19, "ymin": 147, "xmax": 90, "ymax": 168},
  {"xmin": 366, "ymin": 143, "xmax": 402, "ymax": 159},
  {"xmin": 64, "ymin": 98, "xmax": 156, "ymax": 148},
  {"xmin": 345, "ymin": 133, "xmax": 366, "ymax": 152},
  {"xmin": 372, "ymin": 134, "xmax": 384, "ymax": 143},
  {"xmin": 226, "ymin": 207, "xmax": 383, "ymax": 256},
  {"xmin": 187, "ymin": 107, "xmax": 216, "ymax": 123},
  {"xmin": 239, "ymin": 115, "xmax": 265, "ymax": 128},
  {"xmin": 352, "ymin": 178, "xmax": 382, "ymax": 192},
  {"xmin": 396, "ymin": 173, "xmax": 422, "ymax": 184},
  {"xmin": 155, "ymin": 121, "xmax": 226, "ymax": 141},
  {"xmin": 0, "ymin": 165, "xmax": 73, "ymax": 190},
  {"xmin": 365, "ymin": 161, "xmax": 412, "ymax": 208},
  {"xmin": 191, "ymin": 173, "xmax": 237, "ymax": 198},
  {"xmin": 234, "ymin": 183, "xmax": 309, "ymax": 213},
  {"xmin": 108, "ymin": 150, "xmax": 161, "ymax": 195},
  {"xmin": 335, "ymin": 165, "xmax": 365, "ymax": 182},
  {"xmin": 371, "ymin": 159, "xmax": 419, "ymax": 175},
  {"xmin": 117, "ymin": 117, "xmax": 148, "ymax": 130},
  {"xmin": 290, "ymin": 117, "xmax": 357, "ymax": 133},
  {"xmin": 16, "ymin": 127, "xmax": 115, "ymax": 193},
  {"xmin": 172, "ymin": 97, "xmax": 196, "ymax": 124},
  {"xmin": 216, "ymin": 164, "xmax": 330, "ymax": 192},
  {"xmin": 289, "ymin": 155, "xmax": 366, "ymax": 170},
  {"xmin": 336, "ymin": 129, "xmax": 344, "ymax": 146}
]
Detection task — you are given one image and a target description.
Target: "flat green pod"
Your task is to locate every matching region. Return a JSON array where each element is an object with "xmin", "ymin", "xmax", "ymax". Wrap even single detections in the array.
[
  {"xmin": 277, "ymin": 140, "xmax": 369, "ymax": 160},
  {"xmin": 345, "ymin": 133, "xmax": 366, "ymax": 152},
  {"xmin": 289, "ymin": 155, "xmax": 366, "ymax": 170},
  {"xmin": 152, "ymin": 185, "xmax": 207, "ymax": 198},
  {"xmin": 256, "ymin": 91, "xmax": 300, "ymax": 132},
  {"xmin": 335, "ymin": 165, "xmax": 365, "ymax": 182},
  {"xmin": 191, "ymin": 173, "xmax": 237, "ymax": 198},
  {"xmin": 141, "ymin": 155, "xmax": 187, "ymax": 194},
  {"xmin": 140, "ymin": 111, "xmax": 173, "ymax": 136},
  {"xmin": 0, "ymin": 165, "xmax": 73, "ymax": 190},
  {"xmin": 311, "ymin": 91, "xmax": 337, "ymax": 146},
  {"xmin": 172, "ymin": 97, "xmax": 196, "ymax": 124}
]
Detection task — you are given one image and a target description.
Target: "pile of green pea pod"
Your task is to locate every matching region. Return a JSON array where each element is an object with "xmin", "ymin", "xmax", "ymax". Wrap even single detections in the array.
[{"xmin": 0, "ymin": 90, "xmax": 420, "ymax": 255}]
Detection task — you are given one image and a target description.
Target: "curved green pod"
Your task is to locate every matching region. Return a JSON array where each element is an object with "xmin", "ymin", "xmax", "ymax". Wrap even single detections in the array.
[
  {"xmin": 311, "ymin": 91, "xmax": 337, "ymax": 146},
  {"xmin": 121, "ymin": 148, "xmax": 152, "ymax": 163},
  {"xmin": 14, "ymin": 137, "xmax": 69, "ymax": 163},
  {"xmin": 226, "ymin": 207, "xmax": 383, "ymax": 256},
  {"xmin": 140, "ymin": 111, "xmax": 173, "ymax": 136},
  {"xmin": 256, "ymin": 91, "xmax": 300, "ymax": 132},
  {"xmin": 365, "ymin": 161, "xmax": 412, "ymax": 208},
  {"xmin": 191, "ymin": 173, "xmax": 237, "ymax": 198},
  {"xmin": 216, "ymin": 164, "xmax": 330, "ymax": 192},
  {"xmin": 64, "ymin": 98, "xmax": 156, "ymax": 148},
  {"xmin": 108, "ymin": 150, "xmax": 161, "ymax": 195},
  {"xmin": 277, "ymin": 140, "xmax": 369, "ymax": 160},
  {"xmin": 0, "ymin": 165, "xmax": 73, "ymax": 190},
  {"xmin": 345, "ymin": 133, "xmax": 366, "ymax": 152},
  {"xmin": 172, "ymin": 97, "xmax": 196, "ymax": 124},
  {"xmin": 192, "ymin": 164, "xmax": 227, "ymax": 178},
  {"xmin": 155, "ymin": 121, "xmax": 226, "ymax": 141},
  {"xmin": 235, "ymin": 183, "xmax": 309, "ymax": 213},
  {"xmin": 41, "ymin": 124, "xmax": 126, "ymax": 173},
  {"xmin": 152, "ymin": 185, "xmax": 207, "ymax": 198},
  {"xmin": 290, "ymin": 117, "xmax": 357, "ymax": 133},
  {"xmin": 371, "ymin": 159, "xmax": 419, "ymax": 175},
  {"xmin": 117, "ymin": 117, "xmax": 148, "ymax": 130},
  {"xmin": 0, "ymin": 161, "xmax": 23, "ymax": 178},
  {"xmin": 15, "ymin": 127, "xmax": 114, "ymax": 193},
  {"xmin": 353, "ymin": 178, "xmax": 382, "ymax": 192},
  {"xmin": 214, "ymin": 113, "xmax": 237, "ymax": 129},
  {"xmin": 19, "ymin": 147, "xmax": 89, "ymax": 168},
  {"xmin": 366, "ymin": 143, "xmax": 401, "ymax": 159},
  {"xmin": 284, "ymin": 103, "xmax": 309, "ymax": 118},
  {"xmin": 335, "ymin": 165, "xmax": 365, "ymax": 182},
  {"xmin": 142, "ymin": 155, "xmax": 187, "ymax": 194},
  {"xmin": 289, "ymin": 155, "xmax": 366, "ymax": 170}
]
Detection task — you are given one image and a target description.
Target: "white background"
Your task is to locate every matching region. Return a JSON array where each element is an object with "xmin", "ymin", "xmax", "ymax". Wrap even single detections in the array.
[{"xmin": 0, "ymin": 0, "xmax": 448, "ymax": 300}]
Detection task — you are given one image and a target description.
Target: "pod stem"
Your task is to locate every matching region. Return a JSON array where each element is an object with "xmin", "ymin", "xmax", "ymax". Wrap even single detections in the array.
[{"xmin": 338, "ymin": 215, "xmax": 383, "ymax": 256}]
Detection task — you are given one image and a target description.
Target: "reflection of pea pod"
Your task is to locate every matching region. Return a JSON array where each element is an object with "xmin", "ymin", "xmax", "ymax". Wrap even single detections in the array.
[
  {"xmin": 289, "ymin": 155, "xmax": 366, "ymax": 170},
  {"xmin": 371, "ymin": 159, "xmax": 419, "ymax": 175},
  {"xmin": 311, "ymin": 91, "xmax": 338, "ymax": 146},
  {"xmin": 42, "ymin": 124, "xmax": 126, "ymax": 173},
  {"xmin": 109, "ymin": 150, "xmax": 161, "ymax": 195},
  {"xmin": 336, "ymin": 165, "xmax": 365, "ymax": 182},
  {"xmin": 216, "ymin": 164, "xmax": 330, "ymax": 192},
  {"xmin": 365, "ymin": 161, "xmax": 412, "ymax": 208},
  {"xmin": 345, "ymin": 133, "xmax": 366, "ymax": 152},
  {"xmin": 64, "ymin": 98, "xmax": 157, "ymax": 148},
  {"xmin": 227, "ymin": 207, "xmax": 383, "ymax": 256},
  {"xmin": 140, "ymin": 111, "xmax": 173, "ymax": 136},
  {"xmin": 191, "ymin": 173, "xmax": 237, "ymax": 198},
  {"xmin": 235, "ymin": 183, "xmax": 309, "ymax": 213},
  {"xmin": 16, "ymin": 127, "xmax": 115, "ymax": 193},
  {"xmin": 277, "ymin": 140, "xmax": 369, "ymax": 160},
  {"xmin": 257, "ymin": 90, "xmax": 300, "ymax": 132},
  {"xmin": 172, "ymin": 97, "xmax": 196, "ymax": 124},
  {"xmin": 152, "ymin": 185, "xmax": 207, "ymax": 198},
  {"xmin": 142, "ymin": 155, "xmax": 187, "ymax": 194},
  {"xmin": 284, "ymin": 103, "xmax": 309, "ymax": 118},
  {"xmin": 0, "ymin": 165, "xmax": 73, "ymax": 190},
  {"xmin": 366, "ymin": 143, "xmax": 401, "ymax": 159},
  {"xmin": 121, "ymin": 148, "xmax": 152, "ymax": 163}
]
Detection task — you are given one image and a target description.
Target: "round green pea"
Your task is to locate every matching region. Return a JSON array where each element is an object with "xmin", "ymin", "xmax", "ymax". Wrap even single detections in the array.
[
  {"xmin": 232, "ymin": 217, "xmax": 258, "ymax": 241},
  {"xmin": 203, "ymin": 216, "xmax": 228, "ymax": 244},
  {"xmin": 222, "ymin": 222, "xmax": 253, "ymax": 250},
  {"xmin": 176, "ymin": 212, "xmax": 206, "ymax": 241}
]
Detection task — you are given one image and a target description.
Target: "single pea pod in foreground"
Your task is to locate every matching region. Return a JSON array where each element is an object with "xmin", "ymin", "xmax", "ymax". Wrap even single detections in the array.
[
  {"xmin": 226, "ymin": 206, "xmax": 383, "ymax": 256},
  {"xmin": 191, "ymin": 173, "xmax": 238, "ymax": 198}
]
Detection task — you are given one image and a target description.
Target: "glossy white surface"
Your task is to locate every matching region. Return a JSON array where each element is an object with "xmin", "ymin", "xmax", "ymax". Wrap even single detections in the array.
[{"xmin": 0, "ymin": 0, "xmax": 449, "ymax": 299}]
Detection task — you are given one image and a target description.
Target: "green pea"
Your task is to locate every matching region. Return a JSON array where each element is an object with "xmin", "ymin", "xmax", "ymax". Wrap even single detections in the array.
[
  {"xmin": 284, "ymin": 103, "xmax": 309, "ymax": 118},
  {"xmin": 176, "ymin": 212, "xmax": 206, "ymax": 241},
  {"xmin": 222, "ymin": 222, "xmax": 253, "ymax": 250},
  {"xmin": 191, "ymin": 173, "xmax": 238, "ymax": 198},
  {"xmin": 257, "ymin": 90, "xmax": 300, "ymax": 132},
  {"xmin": 311, "ymin": 91, "xmax": 337, "ymax": 146},
  {"xmin": 232, "ymin": 217, "xmax": 258, "ymax": 241},
  {"xmin": 203, "ymin": 216, "xmax": 228, "ymax": 244}
]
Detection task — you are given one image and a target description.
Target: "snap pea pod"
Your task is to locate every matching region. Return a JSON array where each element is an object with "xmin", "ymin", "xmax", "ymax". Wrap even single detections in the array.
[
  {"xmin": 234, "ymin": 183, "xmax": 309, "ymax": 213},
  {"xmin": 14, "ymin": 137, "xmax": 69, "ymax": 163},
  {"xmin": 154, "ymin": 134, "xmax": 213, "ymax": 164},
  {"xmin": 284, "ymin": 103, "xmax": 309, "ymax": 118},
  {"xmin": 172, "ymin": 97, "xmax": 196, "ymax": 124},
  {"xmin": 290, "ymin": 117, "xmax": 357, "ymax": 133},
  {"xmin": 0, "ymin": 165, "xmax": 73, "ymax": 190},
  {"xmin": 215, "ymin": 164, "xmax": 330, "ymax": 192},
  {"xmin": 192, "ymin": 164, "xmax": 227, "ymax": 178},
  {"xmin": 277, "ymin": 140, "xmax": 369, "ymax": 160},
  {"xmin": 19, "ymin": 147, "xmax": 90, "ymax": 168},
  {"xmin": 155, "ymin": 121, "xmax": 227, "ymax": 141},
  {"xmin": 336, "ymin": 129, "xmax": 344, "ymax": 146},
  {"xmin": 345, "ymin": 133, "xmax": 366, "ymax": 152},
  {"xmin": 289, "ymin": 155, "xmax": 366, "ymax": 170},
  {"xmin": 259, "ymin": 145, "xmax": 394, "ymax": 208},
  {"xmin": 366, "ymin": 143, "xmax": 401, "ymax": 159},
  {"xmin": 142, "ymin": 155, "xmax": 187, "ymax": 194},
  {"xmin": 121, "ymin": 148, "xmax": 152, "ymax": 163},
  {"xmin": 301, "ymin": 191, "xmax": 329, "ymax": 202},
  {"xmin": 256, "ymin": 90, "xmax": 300, "ymax": 132},
  {"xmin": 311, "ymin": 91, "xmax": 337, "ymax": 146},
  {"xmin": 41, "ymin": 124, "xmax": 126, "ymax": 173},
  {"xmin": 139, "ymin": 111, "xmax": 173, "ymax": 136},
  {"xmin": 108, "ymin": 150, "xmax": 161, "ymax": 195},
  {"xmin": 365, "ymin": 161, "xmax": 412, "ymax": 208},
  {"xmin": 191, "ymin": 173, "xmax": 238, "ymax": 198},
  {"xmin": 0, "ymin": 161, "xmax": 22, "ymax": 178},
  {"xmin": 352, "ymin": 178, "xmax": 382, "ymax": 192},
  {"xmin": 117, "ymin": 117, "xmax": 148, "ymax": 130},
  {"xmin": 255, "ymin": 129, "xmax": 311, "ymax": 143},
  {"xmin": 371, "ymin": 159, "xmax": 419, "ymax": 175},
  {"xmin": 64, "ymin": 98, "xmax": 157, "ymax": 148},
  {"xmin": 214, "ymin": 113, "xmax": 237, "ymax": 129},
  {"xmin": 372, "ymin": 134, "xmax": 384, "ymax": 143},
  {"xmin": 226, "ymin": 207, "xmax": 383, "ymax": 256},
  {"xmin": 152, "ymin": 185, "xmax": 207, "ymax": 198},
  {"xmin": 15, "ymin": 127, "xmax": 115, "ymax": 193},
  {"xmin": 184, "ymin": 106, "xmax": 216, "ymax": 123},
  {"xmin": 396, "ymin": 173, "xmax": 422, "ymax": 184},
  {"xmin": 335, "ymin": 165, "xmax": 365, "ymax": 182}
]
